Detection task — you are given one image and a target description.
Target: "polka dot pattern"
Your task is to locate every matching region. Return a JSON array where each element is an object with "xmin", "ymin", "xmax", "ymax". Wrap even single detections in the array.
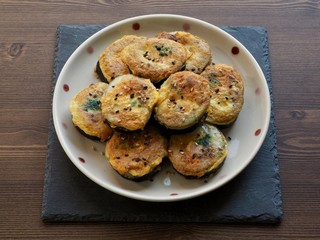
[
  {"xmin": 87, "ymin": 46, "xmax": 94, "ymax": 54},
  {"xmin": 63, "ymin": 84, "xmax": 69, "ymax": 92},
  {"xmin": 255, "ymin": 129, "xmax": 261, "ymax": 136},
  {"xmin": 231, "ymin": 46, "xmax": 239, "ymax": 55},
  {"xmin": 132, "ymin": 22, "xmax": 140, "ymax": 30},
  {"xmin": 182, "ymin": 23, "xmax": 190, "ymax": 31},
  {"xmin": 219, "ymin": 175, "xmax": 226, "ymax": 180},
  {"xmin": 62, "ymin": 122, "xmax": 68, "ymax": 129}
]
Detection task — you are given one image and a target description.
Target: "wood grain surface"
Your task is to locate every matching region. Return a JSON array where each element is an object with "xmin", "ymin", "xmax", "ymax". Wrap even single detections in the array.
[{"xmin": 0, "ymin": 0, "xmax": 319, "ymax": 239}]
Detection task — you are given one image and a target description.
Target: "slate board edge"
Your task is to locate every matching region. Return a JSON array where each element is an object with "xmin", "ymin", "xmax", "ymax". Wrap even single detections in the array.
[{"xmin": 41, "ymin": 25, "xmax": 283, "ymax": 224}]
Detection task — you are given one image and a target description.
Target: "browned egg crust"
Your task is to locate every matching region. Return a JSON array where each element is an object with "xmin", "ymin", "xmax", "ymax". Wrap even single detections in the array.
[
  {"xmin": 97, "ymin": 35, "xmax": 146, "ymax": 82},
  {"xmin": 154, "ymin": 71, "xmax": 210, "ymax": 130},
  {"xmin": 200, "ymin": 64, "xmax": 244, "ymax": 125},
  {"xmin": 69, "ymin": 82, "xmax": 113, "ymax": 142},
  {"xmin": 121, "ymin": 37, "xmax": 191, "ymax": 83},
  {"xmin": 100, "ymin": 74, "xmax": 159, "ymax": 131},
  {"xmin": 105, "ymin": 125, "xmax": 168, "ymax": 181},
  {"xmin": 156, "ymin": 31, "xmax": 212, "ymax": 74},
  {"xmin": 168, "ymin": 123, "xmax": 228, "ymax": 178}
]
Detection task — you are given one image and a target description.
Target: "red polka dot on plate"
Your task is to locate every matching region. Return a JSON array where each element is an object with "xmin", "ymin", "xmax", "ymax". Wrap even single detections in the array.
[
  {"xmin": 87, "ymin": 46, "xmax": 94, "ymax": 54},
  {"xmin": 231, "ymin": 46, "xmax": 240, "ymax": 55},
  {"xmin": 62, "ymin": 122, "xmax": 68, "ymax": 129},
  {"xmin": 132, "ymin": 22, "xmax": 140, "ymax": 30},
  {"xmin": 78, "ymin": 157, "xmax": 86, "ymax": 163},
  {"xmin": 182, "ymin": 23, "xmax": 190, "ymax": 31},
  {"xmin": 170, "ymin": 193, "xmax": 178, "ymax": 196},
  {"xmin": 63, "ymin": 84, "xmax": 69, "ymax": 92},
  {"xmin": 255, "ymin": 87, "xmax": 261, "ymax": 95},
  {"xmin": 255, "ymin": 129, "xmax": 261, "ymax": 136}
]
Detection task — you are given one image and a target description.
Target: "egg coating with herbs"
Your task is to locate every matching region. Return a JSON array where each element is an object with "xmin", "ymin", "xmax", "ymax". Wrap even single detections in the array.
[
  {"xmin": 168, "ymin": 123, "xmax": 228, "ymax": 178},
  {"xmin": 121, "ymin": 38, "xmax": 191, "ymax": 83},
  {"xmin": 100, "ymin": 74, "xmax": 159, "ymax": 131},
  {"xmin": 96, "ymin": 35, "xmax": 146, "ymax": 82},
  {"xmin": 69, "ymin": 82, "xmax": 113, "ymax": 142},
  {"xmin": 156, "ymin": 31, "xmax": 212, "ymax": 74},
  {"xmin": 105, "ymin": 125, "xmax": 168, "ymax": 181},
  {"xmin": 201, "ymin": 64, "xmax": 244, "ymax": 125},
  {"xmin": 154, "ymin": 71, "xmax": 210, "ymax": 130}
]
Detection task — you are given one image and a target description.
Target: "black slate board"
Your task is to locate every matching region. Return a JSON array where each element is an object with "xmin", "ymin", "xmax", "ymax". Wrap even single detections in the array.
[{"xmin": 42, "ymin": 25, "xmax": 283, "ymax": 223}]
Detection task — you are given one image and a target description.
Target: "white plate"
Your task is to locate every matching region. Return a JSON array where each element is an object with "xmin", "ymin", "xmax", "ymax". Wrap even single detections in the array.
[{"xmin": 53, "ymin": 14, "xmax": 270, "ymax": 202}]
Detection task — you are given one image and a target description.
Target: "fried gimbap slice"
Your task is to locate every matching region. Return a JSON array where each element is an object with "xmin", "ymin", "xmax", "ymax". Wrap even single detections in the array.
[
  {"xmin": 105, "ymin": 125, "xmax": 168, "ymax": 181},
  {"xmin": 168, "ymin": 123, "xmax": 228, "ymax": 178},
  {"xmin": 121, "ymin": 37, "xmax": 191, "ymax": 83},
  {"xmin": 154, "ymin": 71, "xmax": 210, "ymax": 130},
  {"xmin": 100, "ymin": 74, "xmax": 158, "ymax": 131},
  {"xmin": 69, "ymin": 82, "xmax": 113, "ymax": 142},
  {"xmin": 96, "ymin": 35, "xmax": 146, "ymax": 82},
  {"xmin": 156, "ymin": 31, "xmax": 212, "ymax": 74},
  {"xmin": 200, "ymin": 64, "xmax": 244, "ymax": 125}
]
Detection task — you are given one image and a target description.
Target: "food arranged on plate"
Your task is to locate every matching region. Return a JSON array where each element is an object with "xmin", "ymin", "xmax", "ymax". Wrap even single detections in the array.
[
  {"xmin": 105, "ymin": 124, "xmax": 168, "ymax": 181},
  {"xmin": 168, "ymin": 123, "xmax": 228, "ymax": 178},
  {"xmin": 69, "ymin": 82, "xmax": 113, "ymax": 142},
  {"xmin": 200, "ymin": 64, "xmax": 244, "ymax": 126},
  {"xmin": 121, "ymin": 37, "xmax": 191, "ymax": 83},
  {"xmin": 96, "ymin": 35, "xmax": 146, "ymax": 83},
  {"xmin": 100, "ymin": 74, "xmax": 159, "ymax": 131},
  {"xmin": 155, "ymin": 31, "xmax": 212, "ymax": 74},
  {"xmin": 69, "ymin": 31, "xmax": 244, "ymax": 182},
  {"xmin": 154, "ymin": 71, "xmax": 210, "ymax": 130}
]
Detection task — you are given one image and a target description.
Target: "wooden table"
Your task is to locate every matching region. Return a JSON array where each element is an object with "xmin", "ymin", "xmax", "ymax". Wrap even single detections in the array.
[{"xmin": 1, "ymin": 1, "xmax": 319, "ymax": 239}]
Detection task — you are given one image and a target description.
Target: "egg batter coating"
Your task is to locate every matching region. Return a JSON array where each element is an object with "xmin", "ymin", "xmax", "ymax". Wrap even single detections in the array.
[
  {"xmin": 121, "ymin": 38, "xmax": 191, "ymax": 83},
  {"xmin": 154, "ymin": 71, "xmax": 210, "ymax": 130},
  {"xmin": 105, "ymin": 125, "xmax": 168, "ymax": 181},
  {"xmin": 201, "ymin": 64, "xmax": 244, "ymax": 125},
  {"xmin": 100, "ymin": 74, "xmax": 159, "ymax": 131},
  {"xmin": 168, "ymin": 123, "xmax": 228, "ymax": 178},
  {"xmin": 156, "ymin": 31, "xmax": 212, "ymax": 74},
  {"xmin": 96, "ymin": 35, "xmax": 146, "ymax": 82},
  {"xmin": 69, "ymin": 82, "xmax": 113, "ymax": 142}
]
